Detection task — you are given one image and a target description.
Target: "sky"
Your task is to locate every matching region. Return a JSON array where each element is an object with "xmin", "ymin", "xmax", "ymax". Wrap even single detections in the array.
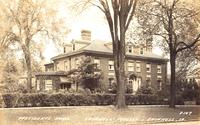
[{"xmin": 43, "ymin": 0, "xmax": 163, "ymax": 62}]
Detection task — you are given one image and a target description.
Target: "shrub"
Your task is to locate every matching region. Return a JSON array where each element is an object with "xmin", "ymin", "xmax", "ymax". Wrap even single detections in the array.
[
  {"xmin": 126, "ymin": 94, "xmax": 138, "ymax": 105},
  {"xmin": 2, "ymin": 93, "xmax": 19, "ymax": 108},
  {"xmin": 17, "ymin": 93, "xmax": 49, "ymax": 107},
  {"xmin": 136, "ymin": 86, "xmax": 156, "ymax": 95},
  {"xmin": 182, "ymin": 83, "xmax": 200, "ymax": 101},
  {"xmin": 3, "ymin": 92, "xmax": 169, "ymax": 108},
  {"xmin": 45, "ymin": 93, "xmax": 66, "ymax": 106},
  {"xmin": 196, "ymin": 96, "xmax": 200, "ymax": 105},
  {"xmin": 137, "ymin": 94, "xmax": 158, "ymax": 105},
  {"xmin": 176, "ymin": 95, "xmax": 184, "ymax": 105}
]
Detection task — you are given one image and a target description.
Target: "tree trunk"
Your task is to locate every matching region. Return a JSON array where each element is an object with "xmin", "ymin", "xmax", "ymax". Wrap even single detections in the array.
[
  {"xmin": 169, "ymin": 52, "xmax": 176, "ymax": 108},
  {"xmin": 22, "ymin": 45, "xmax": 32, "ymax": 93},
  {"xmin": 115, "ymin": 59, "xmax": 126, "ymax": 108},
  {"xmin": 115, "ymin": 20, "xmax": 126, "ymax": 108}
]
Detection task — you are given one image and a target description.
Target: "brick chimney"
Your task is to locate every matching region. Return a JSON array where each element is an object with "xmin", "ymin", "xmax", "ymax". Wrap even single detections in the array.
[{"xmin": 81, "ymin": 30, "xmax": 91, "ymax": 41}]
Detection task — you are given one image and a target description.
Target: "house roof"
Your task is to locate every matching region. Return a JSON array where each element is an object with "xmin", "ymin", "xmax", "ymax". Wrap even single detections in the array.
[
  {"xmin": 51, "ymin": 40, "xmax": 168, "ymax": 62},
  {"xmin": 81, "ymin": 40, "xmax": 112, "ymax": 53},
  {"xmin": 35, "ymin": 71, "xmax": 67, "ymax": 76},
  {"xmin": 35, "ymin": 69, "xmax": 79, "ymax": 77},
  {"xmin": 44, "ymin": 62, "xmax": 54, "ymax": 66}
]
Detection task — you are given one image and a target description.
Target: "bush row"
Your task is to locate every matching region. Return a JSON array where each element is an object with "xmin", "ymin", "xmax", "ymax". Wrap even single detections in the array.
[{"xmin": 2, "ymin": 93, "xmax": 172, "ymax": 108}]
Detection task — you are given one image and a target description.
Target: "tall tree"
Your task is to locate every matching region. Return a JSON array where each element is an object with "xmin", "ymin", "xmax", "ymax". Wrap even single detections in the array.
[
  {"xmin": 0, "ymin": 0, "xmax": 67, "ymax": 92},
  {"xmin": 79, "ymin": 0, "xmax": 138, "ymax": 108},
  {"xmin": 138, "ymin": 0, "xmax": 200, "ymax": 108}
]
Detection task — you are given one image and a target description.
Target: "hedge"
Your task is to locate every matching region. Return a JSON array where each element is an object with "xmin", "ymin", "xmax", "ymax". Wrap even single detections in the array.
[{"xmin": 2, "ymin": 93, "xmax": 176, "ymax": 108}]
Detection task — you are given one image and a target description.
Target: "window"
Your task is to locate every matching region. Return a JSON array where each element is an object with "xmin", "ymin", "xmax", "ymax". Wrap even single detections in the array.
[
  {"xmin": 94, "ymin": 59, "xmax": 100, "ymax": 68},
  {"xmin": 128, "ymin": 46, "xmax": 132, "ymax": 53},
  {"xmin": 75, "ymin": 58, "xmax": 79, "ymax": 69},
  {"xmin": 54, "ymin": 63, "xmax": 59, "ymax": 71},
  {"xmin": 140, "ymin": 47, "xmax": 144, "ymax": 54},
  {"xmin": 146, "ymin": 75, "xmax": 151, "ymax": 85},
  {"xmin": 45, "ymin": 80, "xmax": 52, "ymax": 91},
  {"xmin": 72, "ymin": 44, "xmax": 75, "ymax": 51},
  {"xmin": 108, "ymin": 60, "xmax": 114, "ymax": 70},
  {"xmin": 129, "ymin": 79, "xmax": 133, "ymax": 85},
  {"xmin": 157, "ymin": 76, "xmax": 162, "ymax": 90},
  {"xmin": 136, "ymin": 62, "xmax": 141, "ymax": 72},
  {"xmin": 128, "ymin": 62, "xmax": 134, "ymax": 71},
  {"xmin": 157, "ymin": 65, "xmax": 162, "ymax": 73},
  {"xmin": 60, "ymin": 83, "xmax": 71, "ymax": 90},
  {"xmin": 36, "ymin": 80, "xmax": 40, "ymax": 91},
  {"xmin": 64, "ymin": 61, "xmax": 68, "ymax": 71},
  {"xmin": 108, "ymin": 78, "xmax": 115, "ymax": 88},
  {"xmin": 146, "ymin": 63, "xmax": 151, "ymax": 72},
  {"xmin": 64, "ymin": 47, "xmax": 66, "ymax": 53}
]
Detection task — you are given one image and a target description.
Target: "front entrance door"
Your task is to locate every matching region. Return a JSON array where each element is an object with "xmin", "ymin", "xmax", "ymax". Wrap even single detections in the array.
[{"xmin": 132, "ymin": 77, "xmax": 142, "ymax": 94}]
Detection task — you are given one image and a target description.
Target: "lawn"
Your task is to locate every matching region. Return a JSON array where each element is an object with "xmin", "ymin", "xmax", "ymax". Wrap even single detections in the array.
[{"xmin": 0, "ymin": 106, "xmax": 200, "ymax": 125}]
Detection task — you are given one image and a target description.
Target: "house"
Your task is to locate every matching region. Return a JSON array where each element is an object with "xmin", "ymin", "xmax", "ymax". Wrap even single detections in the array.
[{"xmin": 35, "ymin": 30, "xmax": 168, "ymax": 93}]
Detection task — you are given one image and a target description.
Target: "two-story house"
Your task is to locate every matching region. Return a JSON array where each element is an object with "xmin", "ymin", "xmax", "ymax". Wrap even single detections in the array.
[{"xmin": 35, "ymin": 30, "xmax": 168, "ymax": 93}]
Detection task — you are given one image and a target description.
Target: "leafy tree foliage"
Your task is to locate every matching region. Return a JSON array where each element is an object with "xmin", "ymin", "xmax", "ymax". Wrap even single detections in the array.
[
  {"xmin": 68, "ymin": 57, "xmax": 102, "ymax": 93},
  {"xmin": 137, "ymin": 0, "xmax": 200, "ymax": 108}
]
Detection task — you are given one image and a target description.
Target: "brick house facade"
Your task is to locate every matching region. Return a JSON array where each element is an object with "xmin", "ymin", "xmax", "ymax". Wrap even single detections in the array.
[{"xmin": 35, "ymin": 30, "xmax": 168, "ymax": 93}]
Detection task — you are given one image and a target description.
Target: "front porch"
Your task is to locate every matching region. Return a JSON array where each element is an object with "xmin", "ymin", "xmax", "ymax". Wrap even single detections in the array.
[{"xmin": 35, "ymin": 71, "xmax": 73, "ymax": 92}]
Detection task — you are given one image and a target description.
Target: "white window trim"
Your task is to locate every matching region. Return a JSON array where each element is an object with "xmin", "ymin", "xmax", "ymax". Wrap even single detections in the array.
[
  {"xmin": 108, "ymin": 72, "xmax": 115, "ymax": 76},
  {"xmin": 140, "ymin": 47, "xmax": 144, "ymax": 54},
  {"xmin": 157, "ymin": 65, "xmax": 162, "ymax": 73},
  {"xmin": 128, "ymin": 46, "xmax": 133, "ymax": 53},
  {"xmin": 45, "ymin": 80, "xmax": 53, "ymax": 91},
  {"xmin": 146, "ymin": 63, "xmax": 151, "ymax": 73},
  {"xmin": 128, "ymin": 62, "xmax": 134, "ymax": 71},
  {"xmin": 64, "ymin": 60, "xmax": 68, "ymax": 71},
  {"xmin": 157, "ymin": 75, "xmax": 162, "ymax": 90},
  {"xmin": 136, "ymin": 62, "xmax": 141, "ymax": 72},
  {"xmin": 94, "ymin": 59, "xmax": 100, "ymax": 68},
  {"xmin": 108, "ymin": 60, "xmax": 114, "ymax": 71},
  {"xmin": 146, "ymin": 75, "xmax": 151, "ymax": 85}
]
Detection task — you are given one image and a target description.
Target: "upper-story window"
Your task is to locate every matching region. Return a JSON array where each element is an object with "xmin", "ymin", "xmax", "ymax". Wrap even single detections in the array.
[
  {"xmin": 136, "ymin": 62, "xmax": 141, "ymax": 72},
  {"xmin": 128, "ymin": 62, "xmax": 134, "ymax": 71},
  {"xmin": 94, "ymin": 59, "xmax": 100, "ymax": 68},
  {"xmin": 146, "ymin": 63, "xmax": 151, "ymax": 73},
  {"xmin": 64, "ymin": 60, "xmax": 68, "ymax": 71},
  {"xmin": 74, "ymin": 58, "xmax": 80, "ymax": 69},
  {"xmin": 128, "ymin": 46, "xmax": 133, "ymax": 53},
  {"xmin": 157, "ymin": 64, "xmax": 162, "ymax": 73},
  {"xmin": 54, "ymin": 62, "xmax": 59, "ymax": 71},
  {"xmin": 64, "ymin": 47, "xmax": 66, "ymax": 53},
  {"xmin": 72, "ymin": 44, "xmax": 75, "ymax": 51},
  {"xmin": 146, "ymin": 75, "xmax": 151, "ymax": 85},
  {"xmin": 108, "ymin": 77, "xmax": 115, "ymax": 88},
  {"xmin": 108, "ymin": 60, "xmax": 114, "ymax": 71},
  {"xmin": 140, "ymin": 47, "xmax": 144, "ymax": 54}
]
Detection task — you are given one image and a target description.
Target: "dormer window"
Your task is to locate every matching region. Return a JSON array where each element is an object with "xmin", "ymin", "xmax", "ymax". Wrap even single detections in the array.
[
  {"xmin": 64, "ymin": 47, "xmax": 66, "ymax": 53},
  {"xmin": 72, "ymin": 44, "xmax": 75, "ymax": 51}
]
